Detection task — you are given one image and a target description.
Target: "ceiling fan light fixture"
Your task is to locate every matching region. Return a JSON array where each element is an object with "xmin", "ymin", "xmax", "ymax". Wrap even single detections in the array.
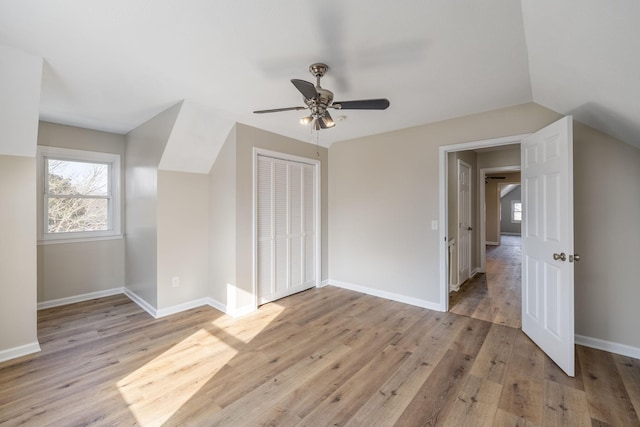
[
  {"xmin": 322, "ymin": 116, "xmax": 335, "ymax": 128},
  {"xmin": 299, "ymin": 116, "xmax": 313, "ymax": 125}
]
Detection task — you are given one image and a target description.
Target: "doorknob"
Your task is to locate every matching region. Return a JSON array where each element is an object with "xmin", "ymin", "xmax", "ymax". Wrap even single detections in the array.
[
  {"xmin": 553, "ymin": 252, "xmax": 567, "ymax": 262},
  {"xmin": 467, "ymin": 226, "xmax": 473, "ymax": 231},
  {"xmin": 569, "ymin": 254, "xmax": 581, "ymax": 263}
]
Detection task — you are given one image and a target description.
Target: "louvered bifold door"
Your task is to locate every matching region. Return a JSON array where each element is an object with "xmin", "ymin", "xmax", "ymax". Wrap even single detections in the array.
[
  {"xmin": 257, "ymin": 157, "xmax": 274, "ymax": 304},
  {"xmin": 257, "ymin": 155, "xmax": 317, "ymax": 305}
]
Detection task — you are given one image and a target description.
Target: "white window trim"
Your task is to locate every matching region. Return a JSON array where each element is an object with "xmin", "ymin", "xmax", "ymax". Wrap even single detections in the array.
[
  {"xmin": 511, "ymin": 200, "xmax": 522, "ymax": 223},
  {"xmin": 37, "ymin": 146, "xmax": 122, "ymax": 244}
]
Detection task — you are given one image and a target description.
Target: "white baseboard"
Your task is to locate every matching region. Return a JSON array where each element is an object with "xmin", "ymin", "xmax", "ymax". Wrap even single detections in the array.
[
  {"xmin": 575, "ymin": 334, "xmax": 640, "ymax": 359},
  {"xmin": 501, "ymin": 232, "xmax": 521, "ymax": 236},
  {"xmin": 328, "ymin": 280, "xmax": 443, "ymax": 312},
  {"xmin": 0, "ymin": 341, "xmax": 41, "ymax": 363},
  {"xmin": 486, "ymin": 241, "xmax": 499, "ymax": 246},
  {"xmin": 123, "ymin": 288, "xmax": 158, "ymax": 318},
  {"xmin": 205, "ymin": 297, "xmax": 226, "ymax": 314},
  {"xmin": 156, "ymin": 298, "xmax": 212, "ymax": 318},
  {"xmin": 449, "ymin": 283, "xmax": 461, "ymax": 292},
  {"xmin": 318, "ymin": 279, "xmax": 330, "ymax": 288},
  {"xmin": 38, "ymin": 287, "xmax": 124, "ymax": 310}
]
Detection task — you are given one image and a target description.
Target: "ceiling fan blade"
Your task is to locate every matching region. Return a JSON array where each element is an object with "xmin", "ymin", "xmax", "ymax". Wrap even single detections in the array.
[
  {"xmin": 253, "ymin": 106, "xmax": 307, "ymax": 114},
  {"xmin": 291, "ymin": 79, "xmax": 318, "ymax": 99},
  {"xmin": 332, "ymin": 98, "xmax": 390, "ymax": 110}
]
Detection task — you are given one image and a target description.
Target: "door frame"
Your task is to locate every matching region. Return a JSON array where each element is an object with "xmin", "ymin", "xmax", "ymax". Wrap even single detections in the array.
[
  {"xmin": 438, "ymin": 134, "xmax": 529, "ymax": 311},
  {"xmin": 253, "ymin": 148, "xmax": 322, "ymax": 310}
]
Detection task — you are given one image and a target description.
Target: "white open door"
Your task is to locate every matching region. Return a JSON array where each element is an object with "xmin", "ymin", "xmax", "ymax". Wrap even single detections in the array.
[
  {"xmin": 457, "ymin": 160, "xmax": 472, "ymax": 284},
  {"xmin": 521, "ymin": 116, "xmax": 575, "ymax": 376}
]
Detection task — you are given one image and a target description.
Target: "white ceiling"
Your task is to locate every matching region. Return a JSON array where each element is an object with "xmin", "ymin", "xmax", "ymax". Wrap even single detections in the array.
[{"xmin": 0, "ymin": 0, "xmax": 638, "ymax": 148}]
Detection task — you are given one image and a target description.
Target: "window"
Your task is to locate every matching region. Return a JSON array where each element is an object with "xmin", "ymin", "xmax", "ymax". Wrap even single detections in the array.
[
  {"xmin": 512, "ymin": 200, "xmax": 522, "ymax": 223},
  {"xmin": 37, "ymin": 146, "xmax": 121, "ymax": 243}
]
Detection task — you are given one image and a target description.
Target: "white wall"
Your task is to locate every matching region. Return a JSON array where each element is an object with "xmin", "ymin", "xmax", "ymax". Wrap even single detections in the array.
[
  {"xmin": 36, "ymin": 122, "xmax": 125, "ymax": 302},
  {"xmin": 125, "ymin": 103, "xmax": 181, "ymax": 309},
  {"xmin": 329, "ymin": 103, "xmax": 561, "ymax": 306},
  {"xmin": 0, "ymin": 46, "xmax": 42, "ymax": 360}
]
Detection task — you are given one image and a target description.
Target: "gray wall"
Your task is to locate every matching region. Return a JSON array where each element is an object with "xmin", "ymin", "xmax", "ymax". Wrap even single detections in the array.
[
  {"xmin": 329, "ymin": 102, "xmax": 640, "ymax": 350},
  {"xmin": 36, "ymin": 122, "xmax": 126, "ymax": 302},
  {"xmin": 500, "ymin": 185, "xmax": 521, "ymax": 235},
  {"xmin": 0, "ymin": 155, "xmax": 38, "ymax": 355},
  {"xmin": 234, "ymin": 124, "xmax": 329, "ymax": 312},
  {"xmin": 157, "ymin": 170, "xmax": 210, "ymax": 310},
  {"xmin": 573, "ymin": 122, "xmax": 640, "ymax": 348},
  {"xmin": 125, "ymin": 103, "xmax": 181, "ymax": 308},
  {"xmin": 329, "ymin": 103, "xmax": 560, "ymax": 304},
  {"xmin": 0, "ymin": 46, "xmax": 41, "ymax": 359},
  {"xmin": 208, "ymin": 125, "xmax": 237, "ymax": 308},
  {"xmin": 485, "ymin": 172, "xmax": 521, "ymax": 243}
]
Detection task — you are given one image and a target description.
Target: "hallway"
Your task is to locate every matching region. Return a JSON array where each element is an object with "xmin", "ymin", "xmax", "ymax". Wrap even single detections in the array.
[{"xmin": 449, "ymin": 235, "xmax": 521, "ymax": 328}]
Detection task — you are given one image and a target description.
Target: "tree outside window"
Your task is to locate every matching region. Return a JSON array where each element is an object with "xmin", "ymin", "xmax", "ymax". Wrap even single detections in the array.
[
  {"xmin": 37, "ymin": 146, "xmax": 121, "ymax": 242},
  {"xmin": 46, "ymin": 159, "xmax": 110, "ymax": 233}
]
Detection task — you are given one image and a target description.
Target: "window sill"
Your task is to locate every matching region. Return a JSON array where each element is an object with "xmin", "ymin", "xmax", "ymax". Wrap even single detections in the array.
[{"xmin": 38, "ymin": 234, "xmax": 124, "ymax": 246}]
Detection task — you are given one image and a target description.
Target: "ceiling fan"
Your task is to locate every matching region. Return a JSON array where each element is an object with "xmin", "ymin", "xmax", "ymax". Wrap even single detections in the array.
[{"xmin": 253, "ymin": 63, "xmax": 390, "ymax": 130}]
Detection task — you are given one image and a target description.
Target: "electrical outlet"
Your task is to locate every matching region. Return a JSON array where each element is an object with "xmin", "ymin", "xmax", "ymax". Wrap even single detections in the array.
[{"xmin": 172, "ymin": 276, "xmax": 180, "ymax": 288}]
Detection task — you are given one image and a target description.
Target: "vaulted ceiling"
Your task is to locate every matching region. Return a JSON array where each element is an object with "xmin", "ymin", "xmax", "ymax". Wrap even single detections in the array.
[{"xmin": 1, "ymin": 0, "xmax": 638, "ymax": 148}]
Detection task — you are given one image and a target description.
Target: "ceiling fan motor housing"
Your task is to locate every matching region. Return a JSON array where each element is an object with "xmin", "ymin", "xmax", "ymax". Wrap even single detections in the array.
[{"xmin": 305, "ymin": 87, "xmax": 334, "ymax": 118}]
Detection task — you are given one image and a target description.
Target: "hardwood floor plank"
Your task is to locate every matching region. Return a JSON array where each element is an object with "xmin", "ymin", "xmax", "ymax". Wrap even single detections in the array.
[
  {"xmin": 497, "ymin": 330, "xmax": 545, "ymax": 425},
  {"xmin": 0, "ymin": 286, "xmax": 639, "ymax": 426},
  {"xmin": 578, "ymin": 346, "xmax": 640, "ymax": 426},
  {"xmin": 614, "ymin": 354, "xmax": 640, "ymax": 420},
  {"xmin": 451, "ymin": 235, "xmax": 522, "ymax": 329},
  {"xmin": 543, "ymin": 379, "xmax": 591, "ymax": 426},
  {"xmin": 470, "ymin": 323, "xmax": 518, "ymax": 384},
  {"xmin": 344, "ymin": 311, "xmax": 464, "ymax": 426},
  {"xmin": 439, "ymin": 374, "xmax": 502, "ymax": 427},
  {"xmin": 393, "ymin": 347, "xmax": 476, "ymax": 426}
]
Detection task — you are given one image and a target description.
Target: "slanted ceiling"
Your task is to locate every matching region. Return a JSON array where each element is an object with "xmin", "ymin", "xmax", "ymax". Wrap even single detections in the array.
[{"xmin": 0, "ymin": 0, "xmax": 638, "ymax": 151}]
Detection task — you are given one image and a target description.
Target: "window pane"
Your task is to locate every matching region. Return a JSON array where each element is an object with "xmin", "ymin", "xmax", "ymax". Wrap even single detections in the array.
[
  {"xmin": 48, "ymin": 159, "xmax": 108, "ymax": 196},
  {"xmin": 512, "ymin": 201, "xmax": 522, "ymax": 222},
  {"xmin": 47, "ymin": 198, "xmax": 108, "ymax": 233}
]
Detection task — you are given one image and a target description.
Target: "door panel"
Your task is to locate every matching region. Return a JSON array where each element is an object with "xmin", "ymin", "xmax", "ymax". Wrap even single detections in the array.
[
  {"xmin": 521, "ymin": 116, "xmax": 575, "ymax": 376},
  {"xmin": 257, "ymin": 155, "xmax": 317, "ymax": 305},
  {"xmin": 457, "ymin": 160, "xmax": 472, "ymax": 284}
]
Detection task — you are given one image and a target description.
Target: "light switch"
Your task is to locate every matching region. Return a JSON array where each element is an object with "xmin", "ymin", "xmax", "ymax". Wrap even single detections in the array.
[{"xmin": 431, "ymin": 220, "xmax": 438, "ymax": 230}]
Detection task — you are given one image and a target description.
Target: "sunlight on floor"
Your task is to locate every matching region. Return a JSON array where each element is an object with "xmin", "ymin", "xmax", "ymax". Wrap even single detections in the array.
[{"xmin": 117, "ymin": 303, "xmax": 286, "ymax": 426}]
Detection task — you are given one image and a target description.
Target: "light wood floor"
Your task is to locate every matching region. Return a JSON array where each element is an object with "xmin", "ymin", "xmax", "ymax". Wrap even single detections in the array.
[
  {"xmin": 1, "ymin": 287, "xmax": 639, "ymax": 426},
  {"xmin": 450, "ymin": 235, "xmax": 522, "ymax": 328}
]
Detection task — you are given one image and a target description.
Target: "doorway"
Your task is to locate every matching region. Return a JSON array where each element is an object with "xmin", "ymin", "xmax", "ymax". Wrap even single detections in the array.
[
  {"xmin": 448, "ymin": 154, "xmax": 523, "ymax": 328},
  {"xmin": 439, "ymin": 117, "xmax": 576, "ymax": 376}
]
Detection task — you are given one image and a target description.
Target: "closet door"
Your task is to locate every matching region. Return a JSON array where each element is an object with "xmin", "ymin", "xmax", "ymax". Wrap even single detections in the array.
[{"xmin": 257, "ymin": 155, "xmax": 316, "ymax": 305}]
